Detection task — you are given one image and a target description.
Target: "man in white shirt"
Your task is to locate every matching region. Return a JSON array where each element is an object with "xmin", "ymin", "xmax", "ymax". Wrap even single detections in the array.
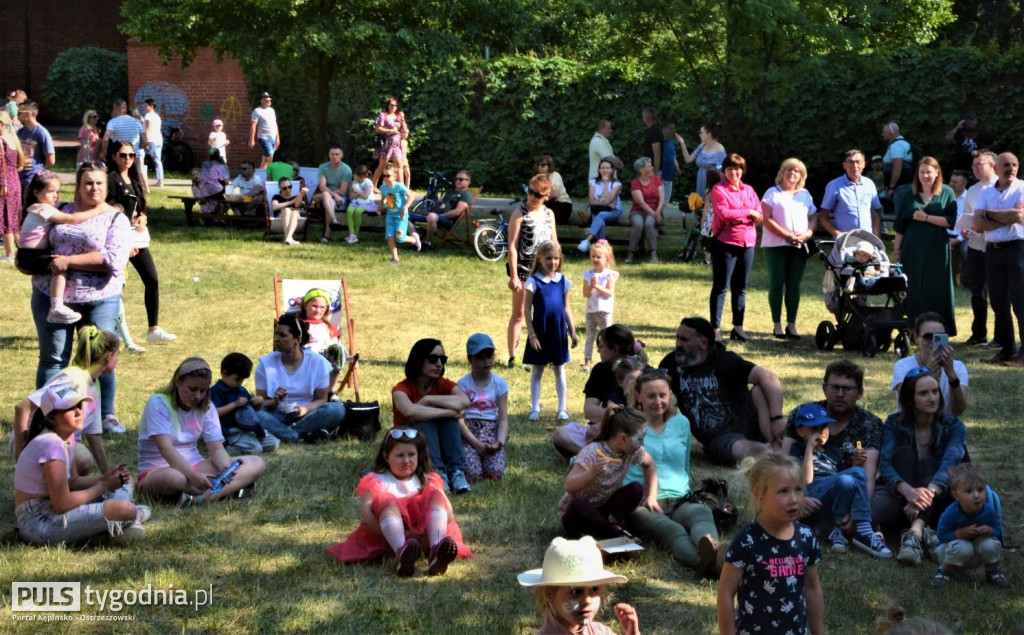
[
  {"xmin": 974, "ymin": 153, "xmax": 1024, "ymax": 365},
  {"xmin": 229, "ymin": 161, "xmax": 265, "ymax": 215},
  {"xmin": 248, "ymin": 92, "xmax": 279, "ymax": 169},
  {"xmin": 588, "ymin": 120, "xmax": 614, "ymax": 180},
  {"xmin": 956, "ymin": 151, "xmax": 998, "ymax": 347},
  {"xmin": 143, "ymin": 98, "xmax": 163, "ymax": 188}
]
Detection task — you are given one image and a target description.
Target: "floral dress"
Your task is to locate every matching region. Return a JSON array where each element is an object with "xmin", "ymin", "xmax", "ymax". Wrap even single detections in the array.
[
  {"xmin": 0, "ymin": 137, "xmax": 22, "ymax": 238},
  {"xmin": 374, "ymin": 112, "xmax": 405, "ymax": 161}
]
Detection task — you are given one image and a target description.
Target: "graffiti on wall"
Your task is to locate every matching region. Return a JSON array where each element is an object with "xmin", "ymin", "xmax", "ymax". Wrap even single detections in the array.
[{"xmin": 135, "ymin": 81, "xmax": 189, "ymax": 134}]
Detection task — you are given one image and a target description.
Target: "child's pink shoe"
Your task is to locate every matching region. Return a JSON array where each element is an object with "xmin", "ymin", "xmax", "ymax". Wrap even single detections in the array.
[
  {"xmin": 428, "ymin": 536, "xmax": 458, "ymax": 576},
  {"xmin": 396, "ymin": 538, "xmax": 421, "ymax": 577}
]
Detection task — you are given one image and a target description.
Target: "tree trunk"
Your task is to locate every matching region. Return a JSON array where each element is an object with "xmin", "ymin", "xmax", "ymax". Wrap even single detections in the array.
[{"xmin": 312, "ymin": 59, "xmax": 336, "ymax": 161}]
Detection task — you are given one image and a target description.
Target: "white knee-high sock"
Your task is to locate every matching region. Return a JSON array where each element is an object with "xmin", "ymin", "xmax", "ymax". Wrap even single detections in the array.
[
  {"xmin": 380, "ymin": 516, "xmax": 407, "ymax": 552},
  {"xmin": 554, "ymin": 364, "xmax": 567, "ymax": 412},
  {"xmin": 530, "ymin": 365, "xmax": 545, "ymax": 412},
  {"xmin": 428, "ymin": 509, "xmax": 448, "ymax": 547}
]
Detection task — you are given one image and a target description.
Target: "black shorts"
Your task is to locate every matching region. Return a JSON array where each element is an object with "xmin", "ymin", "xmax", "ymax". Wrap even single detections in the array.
[{"xmin": 15, "ymin": 248, "xmax": 52, "ymax": 275}]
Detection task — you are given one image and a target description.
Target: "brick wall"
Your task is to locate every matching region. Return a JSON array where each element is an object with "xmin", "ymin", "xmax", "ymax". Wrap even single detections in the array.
[
  {"xmin": 0, "ymin": 0, "xmax": 127, "ymax": 112},
  {"xmin": 128, "ymin": 39, "xmax": 263, "ymax": 170}
]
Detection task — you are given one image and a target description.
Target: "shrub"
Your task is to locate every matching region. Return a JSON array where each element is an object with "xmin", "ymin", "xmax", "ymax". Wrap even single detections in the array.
[{"xmin": 42, "ymin": 47, "xmax": 128, "ymax": 122}]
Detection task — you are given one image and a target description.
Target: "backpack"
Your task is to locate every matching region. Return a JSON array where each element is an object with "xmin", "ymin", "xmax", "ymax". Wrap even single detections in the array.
[
  {"xmin": 891, "ymin": 136, "xmax": 923, "ymax": 186},
  {"xmin": 682, "ymin": 477, "xmax": 739, "ymax": 533}
]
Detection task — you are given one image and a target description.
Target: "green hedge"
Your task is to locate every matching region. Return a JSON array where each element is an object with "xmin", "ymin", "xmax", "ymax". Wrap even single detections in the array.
[
  {"xmin": 264, "ymin": 46, "xmax": 1024, "ymax": 197},
  {"xmin": 42, "ymin": 47, "xmax": 128, "ymax": 123}
]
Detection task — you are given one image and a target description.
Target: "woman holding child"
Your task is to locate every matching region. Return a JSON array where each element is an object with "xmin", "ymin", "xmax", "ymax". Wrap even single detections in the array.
[{"xmin": 871, "ymin": 368, "xmax": 966, "ymax": 567}]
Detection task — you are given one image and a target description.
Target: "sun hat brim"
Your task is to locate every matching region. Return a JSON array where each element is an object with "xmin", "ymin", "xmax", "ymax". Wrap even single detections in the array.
[{"xmin": 517, "ymin": 568, "xmax": 627, "ymax": 587}]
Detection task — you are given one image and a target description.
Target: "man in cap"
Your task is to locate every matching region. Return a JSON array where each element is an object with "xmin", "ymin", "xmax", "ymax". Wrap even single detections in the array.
[{"xmin": 248, "ymin": 92, "xmax": 279, "ymax": 169}]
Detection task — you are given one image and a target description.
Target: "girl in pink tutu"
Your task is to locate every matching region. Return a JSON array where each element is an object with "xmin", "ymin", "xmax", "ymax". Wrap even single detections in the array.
[{"xmin": 326, "ymin": 429, "xmax": 471, "ymax": 577}]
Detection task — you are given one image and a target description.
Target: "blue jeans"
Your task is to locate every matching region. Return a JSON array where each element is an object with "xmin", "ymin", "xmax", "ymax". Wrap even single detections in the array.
[
  {"xmin": 32, "ymin": 288, "xmax": 120, "ymax": 418},
  {"xmin": 256, "ymin": 402, "xmax": 346, "ymax": 441},
  {"xmin": 16, "ymin": 484, "xmax": 134, "ymax": 545},
  {"xmin": 806, "ymin": 466, "xmax": 871, "ymax": 524},
  {"xmin": 148, "ymin": 141, "xmax": 164, "ymax": 181},
  {"xmin": 411, "ymin": 417, "xmax": 465, "ymax": 479},
  {"xmin": 588, "ymin": 209, "xmax": 622, "ymax": 240}
]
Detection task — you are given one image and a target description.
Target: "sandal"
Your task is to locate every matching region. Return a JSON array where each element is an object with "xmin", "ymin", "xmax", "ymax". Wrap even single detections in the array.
[
  {"xmin": 987, "ymin": 568, "xmax": 1011, "ymax": 589},
  {"xmin": 930, "ymin": 567, "xmax": 951, "ymax": 589}
]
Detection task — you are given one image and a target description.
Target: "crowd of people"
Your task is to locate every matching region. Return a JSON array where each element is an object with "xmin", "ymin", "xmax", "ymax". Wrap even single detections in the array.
[{"xmin": 4, "ymin": 91, "xmax": 1019, "ymax": 633}]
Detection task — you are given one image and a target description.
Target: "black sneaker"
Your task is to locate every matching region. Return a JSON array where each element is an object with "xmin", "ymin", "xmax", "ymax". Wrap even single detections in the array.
[
  {"xmin": 964, "ymin": 335, "xmax": 988, "ymax": 347},
  {"xmin": 301, "ymin": 429, "xmax": 330, "ymax": 444}
]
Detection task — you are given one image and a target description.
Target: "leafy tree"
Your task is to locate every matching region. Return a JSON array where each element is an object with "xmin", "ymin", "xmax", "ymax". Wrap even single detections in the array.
[{"xmin": 41, "ymin": 47, "xmax": 128, "ymax": 122}]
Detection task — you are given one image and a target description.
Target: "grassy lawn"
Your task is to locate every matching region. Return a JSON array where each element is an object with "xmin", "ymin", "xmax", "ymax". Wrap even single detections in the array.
[{"xmin": 0, "ymin": 186, "xmax": 1021, "ymax": 634}]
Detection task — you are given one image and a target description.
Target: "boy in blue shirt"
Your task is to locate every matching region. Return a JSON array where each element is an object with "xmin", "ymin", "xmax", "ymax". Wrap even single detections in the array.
[
  {"xmin": 210, "ymin": 353, "xmax": 280, "ymax": 455},
  {"xmin": 790, "ymin": 403, "xmax": 892, "ymax": 558},
  {"xmin": 931, "ymin": 463, "xmax": 1009, "ymax": 588}
]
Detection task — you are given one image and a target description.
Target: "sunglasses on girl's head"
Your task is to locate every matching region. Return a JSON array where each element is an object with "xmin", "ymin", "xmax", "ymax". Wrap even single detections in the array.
[
  {"xmin": 904, "ymin": 366, "xmax": 933, "ymax": 379},
  {"xmin": 389, "ymin": 428, "xmax": 419, "ymax": 440},
  {"xmin": 78, "ymin": 161, "xmax": 106, "ymax": 170},
  {"xmin": 426, "ymin": 354, "xmax": 448, "ymax": 365},
  {"xmin": 117, "ymin": 152, "xmax": 136, "ymax": 159}
]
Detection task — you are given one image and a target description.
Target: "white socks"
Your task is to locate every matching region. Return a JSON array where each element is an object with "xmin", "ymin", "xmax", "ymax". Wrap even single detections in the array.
[
  {"xmin": 554, "ymin": 364, "xmax": 567, "ymax": 412},
  {"xmin": 380, "ymin": 516, "xmax": 406, "ymax": 553},
  {"xmin": 428, "ymin": 509, "xmax": 448, "ymax": 547},
  {"xmin": 530, "ymin": 364, "xmax": 567, "ymax": 413}
]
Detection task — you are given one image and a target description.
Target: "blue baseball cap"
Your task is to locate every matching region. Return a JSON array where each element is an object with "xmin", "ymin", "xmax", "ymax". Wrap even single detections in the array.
[
  {"xmin": 466, "ymin": 332, "xmax": 496, "ymax": 356},
  {"xmin": 794, "ymin": 403, "xmax": 836, "ymax": 428}
]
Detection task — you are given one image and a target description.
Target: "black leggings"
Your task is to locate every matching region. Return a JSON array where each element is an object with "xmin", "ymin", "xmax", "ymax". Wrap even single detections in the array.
[
  {"xmin": 129, "ymin": 248, "xmax": 160, "ymax": 328},
  {"xmin": 562, "ymin": 482, "xmax": 644, "ymax": 539}
]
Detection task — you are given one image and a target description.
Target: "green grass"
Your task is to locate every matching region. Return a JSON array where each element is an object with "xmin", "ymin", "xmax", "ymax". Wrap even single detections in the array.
[{"xmin": 0, "ymin": 186, "xmax": 1022, "ymax": 633}]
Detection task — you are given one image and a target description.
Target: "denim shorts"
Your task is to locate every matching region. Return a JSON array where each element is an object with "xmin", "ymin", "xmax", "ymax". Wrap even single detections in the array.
[
  {"xmin": 16, "ymin": 485, "xmax": 134, "ymax": 545},
  {"xmin": 257, "ymin": 137, "xmax": 276, "ymax": 157}
]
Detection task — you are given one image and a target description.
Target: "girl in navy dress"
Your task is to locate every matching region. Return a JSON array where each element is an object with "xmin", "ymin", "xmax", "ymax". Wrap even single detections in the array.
[
  {"xmin": 718, "ymin": 452, "xmax": 825, "ymax": 635},
  {"xmin": 523, "ymin": 241, "xmax": 578, "ymax": 421}
]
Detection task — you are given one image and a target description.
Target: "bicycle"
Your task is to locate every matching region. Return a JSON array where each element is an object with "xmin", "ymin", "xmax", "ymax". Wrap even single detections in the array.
[
  {"xmin": 473, "ymin": 197, "xmax": 523, "ymax": 262},
  {"xmin": 409, "ymin": 170, "xmax": 450, "ymax": 216},
  {"xmin": 676, "ymin": 192, "xmax": 705, "ymax": 263}
]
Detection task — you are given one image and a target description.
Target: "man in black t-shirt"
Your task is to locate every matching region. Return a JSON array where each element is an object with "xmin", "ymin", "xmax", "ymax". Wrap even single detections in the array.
[
  {"xmin": 411, "ymin": 170, "xmax": 474, "ymax": 247},
  {"xmin": 946, "ymin": 112, "xmax": 996, "ymax": 173},
  {"xmin": 640, "ymin": 107, "xmax": 662, "ymax": 173},
  {"xmin": 658, "ymin": 317, "xmax": 785, "ymax": 464}
]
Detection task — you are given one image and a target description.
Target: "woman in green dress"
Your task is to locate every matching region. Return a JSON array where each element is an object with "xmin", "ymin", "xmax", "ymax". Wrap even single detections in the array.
[{"xmin": 893, "ymin": 157, "xmax": 957, "ymax": 336}]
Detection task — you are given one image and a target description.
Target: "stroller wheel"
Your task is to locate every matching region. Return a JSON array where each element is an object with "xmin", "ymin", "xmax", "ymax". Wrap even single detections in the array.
[
  {"xmin": 861, "ymin": 333, "xmax": 878, "ymax": 357},
  {"xmin": 815, "ymin": 321, "xmax": 836, "ymax": 351},
  {"xmin": 894, "ymin": 331, "xmax": 912, "ymax": 358}
]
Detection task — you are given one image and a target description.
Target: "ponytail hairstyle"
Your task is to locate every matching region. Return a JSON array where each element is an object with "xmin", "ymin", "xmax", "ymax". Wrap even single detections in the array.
[
  {"xmin": 631, "ymin": 371, "xmax": 677, "ymax": 421},
  {"xmin": 165, "ymin": 357, "xmax": 213, "ymax": 411},
  {"xmin": 26, "ymin": 408, "xmax": 53, "ymax": 444},
  {"xmin": 597, "ymin": 324, "xmax": 636, "ymax": 360},
  {"xmin": 595, "ymin": 405, "xmax": 647, "ymax": 442},
  {"xmin": 70, "ymin": 326, "xmax": 120, "ymax": 371},
  {"xmin": 276, "ymin": 313, "xmax": 310, "ymax": 347},
  {"xmin": 738, "ymin": 452, "xmax": 803, "ymax": 516}
]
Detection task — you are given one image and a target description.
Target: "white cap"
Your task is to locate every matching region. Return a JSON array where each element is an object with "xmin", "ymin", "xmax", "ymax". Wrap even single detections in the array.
[{"xmin": 38, "ymin": 382, "xmax": 93, "ymax": 416}]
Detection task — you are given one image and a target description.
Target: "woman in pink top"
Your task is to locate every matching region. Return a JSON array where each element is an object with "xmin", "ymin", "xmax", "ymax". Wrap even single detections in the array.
[
  {"xmin": 77, "ymin": 110, "xmax": 100, "ymax": 166},
  {"xmin": 627, "ymin": 157, "xmax": 664, "ymax": 264},
  {"xmin": 709, "ymin": 153, "xmax": 762, "ymax": 342}
]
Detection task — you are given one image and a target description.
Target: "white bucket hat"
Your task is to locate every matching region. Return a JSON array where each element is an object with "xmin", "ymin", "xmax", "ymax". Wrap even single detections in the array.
[{"xmin": 517, "ymin": 537, "xmax": 627, "ymax": 587}]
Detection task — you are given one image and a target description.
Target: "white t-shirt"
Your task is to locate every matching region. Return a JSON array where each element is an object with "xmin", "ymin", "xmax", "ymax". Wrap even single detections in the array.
[
  {"xmin": 144, "ymin": 111, "xmax": 162, "ymax": 142},
  {"xmin": 349, "ymin": 178, "xmax": 374, "ymax": 203},
  {"xmin": 137, "ymin": 395, "xmax": 224, "ymax": 472},
  {"xmin": 209, "ymin": 131, "xmax": 228, "ymax": 162},
  {"xmin": 760, "ymin": 186, "xmax": 817, "ymax": 248},
  {"xmin": 251, "ymin": 106, "xmax": 278, "ymax": 139},
  {"xmin": 958, "ymin": 179, "xmax": 995, "ymax": 251},
  {"xmin": 255, "ymin": 351, "xmax": 331, "ymax": 412},
  {"xmin": 18, "ymin": 202, "xmax": 60, "ymax": 248},
  {"xmin": 457, "ymin": 373, "xmax": 509, "ymax": 420},
  {"xmin": 231, "ymin": 174, "xmax": 264, "ymax": 196},
  {"xmin": 374, "ymin": 471, "xmax": 422, "ymax": 498},
  {"xmin": 582, "ymin": 269, "xmax": 619, "ymax": 314},
  {"xmin": 891, "ymin": 356, "xmax": 968, "ymax": 412}
]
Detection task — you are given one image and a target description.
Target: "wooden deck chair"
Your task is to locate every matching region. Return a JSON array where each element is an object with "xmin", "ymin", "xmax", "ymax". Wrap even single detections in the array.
[
  {"xmin": 273, "ymin": 276, "xmax": 360, "ymax": 400},
  {"xmin": 436, "ymin": 186, "xmax": 483, "ymax": 250}
]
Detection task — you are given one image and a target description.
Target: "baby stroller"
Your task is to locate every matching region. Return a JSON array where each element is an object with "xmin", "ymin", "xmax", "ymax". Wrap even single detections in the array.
[{"xmin": 814, "ymin": 229, "xmax": 912, "ymax": 357}]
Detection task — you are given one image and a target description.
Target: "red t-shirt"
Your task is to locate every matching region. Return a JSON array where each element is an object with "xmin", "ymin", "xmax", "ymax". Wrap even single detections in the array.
[{"xmin": 391, "ymin": 377, "xmax": 458, "ymax": 427}]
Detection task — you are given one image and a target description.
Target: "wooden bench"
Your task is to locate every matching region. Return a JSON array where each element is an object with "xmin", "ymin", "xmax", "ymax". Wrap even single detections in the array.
[{"xmin": 172, "ymin": 196, "xmax": 272, "ymax": 239}]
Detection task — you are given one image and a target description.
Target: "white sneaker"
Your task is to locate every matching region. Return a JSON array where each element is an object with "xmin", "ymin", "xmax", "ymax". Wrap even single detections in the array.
[
  {"xmin": 284, "ymin": 237, "xmax": 301, "ymax": 245},
  {"xmin": 146, "ymin": 327, "xmax": 177, "ymax": 344},
  {"xmin": 528, "ymin": 410, "xmax": 540, "ymax": 421},
  {"xmin": 577, "ymin": 238, "xmax": 590, "ymax": 253},
  {"xmin": 557, "ymin": 410, "xmax": 570, "ymax": 421},
  {"xmin": 0, "ymin": 255, "xmax": 12, "ymax": 264},
  {"xmin": 110, "ymin": 521, "xmax": 146, "ymax": 544},
  {"xmin": 135, "ymin": 505, "xmax": 153, "ymax": 524},
  {"xmin": 103, "ymin": 415, "xmax": 127, "ymax": 435},
  {"xmin": 126, "ymin": 343, "xmax": 146, "ymax": 354},
  {"xmin": 345, "ymin": 234, "xmax": 358, "ymax": 244},
  {"xmin": 47, "ymin": 305, "xmax": 83, "ymax": 324}
]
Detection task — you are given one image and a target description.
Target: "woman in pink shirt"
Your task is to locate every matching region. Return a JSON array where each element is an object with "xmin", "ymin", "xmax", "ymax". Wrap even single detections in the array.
[{"xmin": 709, "ymin": 153, "xmax": 762, "ymax": 342}]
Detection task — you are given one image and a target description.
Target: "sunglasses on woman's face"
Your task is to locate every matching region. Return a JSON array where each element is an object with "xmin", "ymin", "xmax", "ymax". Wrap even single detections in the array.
[
  {"xmin": 389, "ymin": 428, "xmax": 419, "ymax": 440},
  {"xmin": 117, "ymin": 152, "xmax": 136, "ymax": 159},
  {"xmin": 426, "ymin": 354, "xmax": 448, "ymax": 365}
]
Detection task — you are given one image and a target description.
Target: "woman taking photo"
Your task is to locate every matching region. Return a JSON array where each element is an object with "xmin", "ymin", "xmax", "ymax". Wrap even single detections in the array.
[
  {"xmin": 536, "ymin": 155, "xmax": 573, "ymax": 225},
  {"xmin": 254, "ymin": 315, "xmax": 347, "ymax": 444},
  {"xmin": 709, "ymin": 153, "xmax": 761, "ymax": 342},
  {"xmin": 871, "ymin": 369, "xmax": 966, "ymax": 566},
  {"xmin": 107, "ymin": 140, "xmax": 176, "ymax": 345},
  {"xmin": 506, "ymin": 173, "xmax": 557, "ymax": 368},
  {"xmin": 31, "ymin": 165, "xmax": 131, "ymax": 429},
  {"xmin": 627, "ymin": 157, "xmax": 663, "ymax": 264},
  {"xmin": 891, "ymin": 312, "xmax": 968, "ymax": 417},
  {"xmin": 760, "ymin": 158, "xmax": 817, "ymax": 340},
  {"xmin": 371, "ymin": 97, "xmax": 407, "ymax": 187},
  {"xmin": 894, "ymin": 157, "xmax": 957, "ymax": 336},
  {"xmin": 392, "ymin": 338, "xmax": 472, "ymax": 494},
  {"xmin": 577, "ymin": 158, "xmax": 622, "ymax": 253},
  {"xmin": 680, "ymin": 121, "xmax": 726, "ymax": 200}
]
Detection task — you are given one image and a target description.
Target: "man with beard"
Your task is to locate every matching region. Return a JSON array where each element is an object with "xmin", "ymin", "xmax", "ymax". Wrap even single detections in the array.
[
  {"xmin": 781, "ymin": 360, "xmax": 885, "ymax": 546},
  {"xmin": 658, "ymin": 316, "xmax": 785, "ymax": 465}
]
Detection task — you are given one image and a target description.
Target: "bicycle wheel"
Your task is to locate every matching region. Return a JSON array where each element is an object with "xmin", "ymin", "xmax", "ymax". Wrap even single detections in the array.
[
  {"xmin": 410, "ymin": 197, "xmax": 439, "ymax": 216},
  {"xmin": 682, "ymin": 230, "xmax": 700, "ymax": 262},
  {"xmin": 473, "ymin": 224, "xmax": 507, "ymax": 262}
]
